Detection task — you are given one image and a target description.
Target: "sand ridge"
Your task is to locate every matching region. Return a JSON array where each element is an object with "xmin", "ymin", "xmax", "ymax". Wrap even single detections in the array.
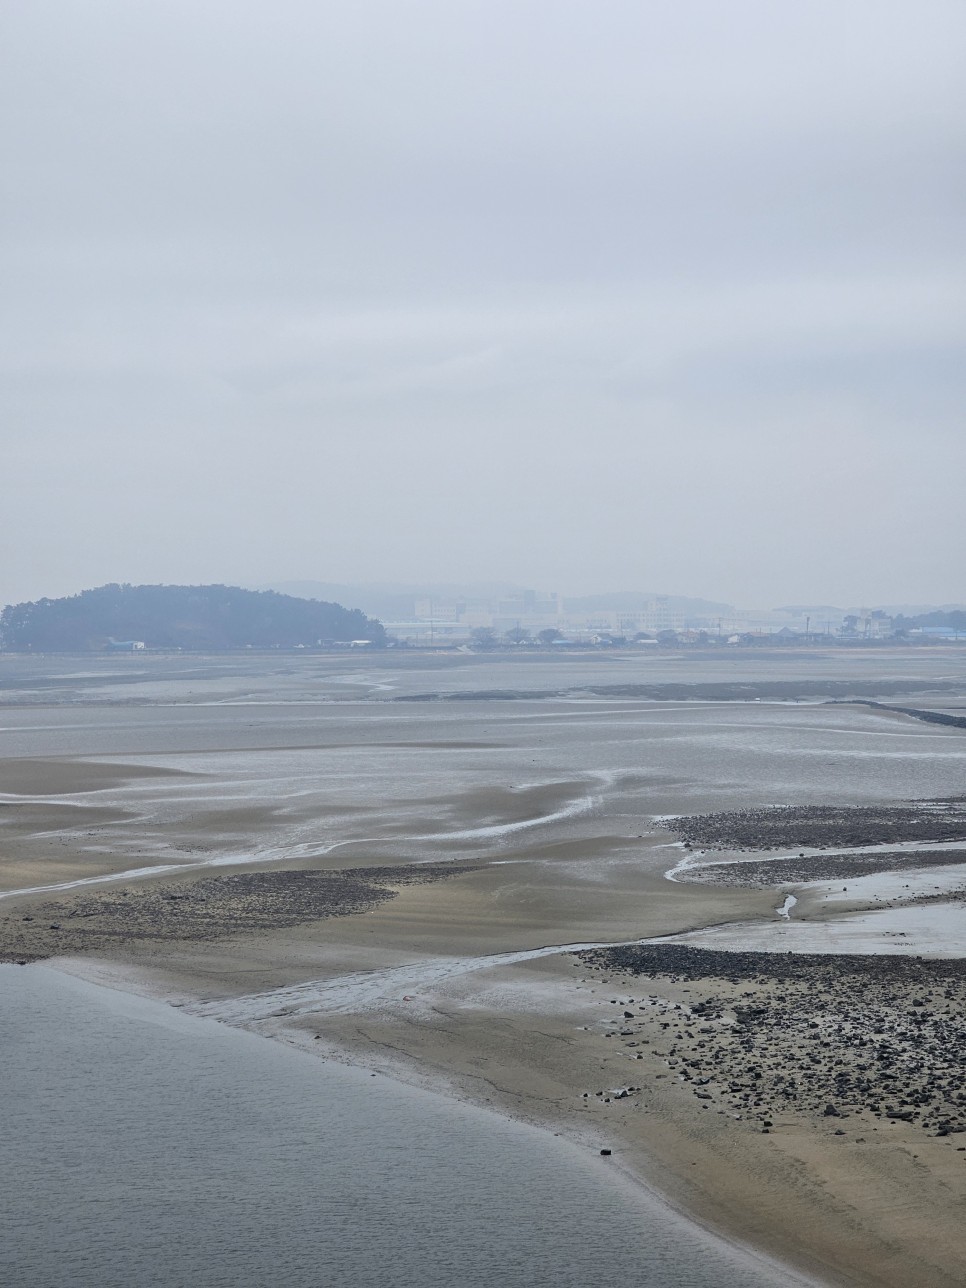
[{"xmin": 40, "ymin": 857, "xmax": 966, "ymax": 1288}]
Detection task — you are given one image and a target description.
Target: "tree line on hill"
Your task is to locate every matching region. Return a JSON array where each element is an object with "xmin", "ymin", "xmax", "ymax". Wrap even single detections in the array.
[
  {"xmin": 0, "ymin": 584, "xmax": 386, "ymax": 651},
  {"xmin": 893, "ymin": 610, "xmax": 966, "ymax": 635}
]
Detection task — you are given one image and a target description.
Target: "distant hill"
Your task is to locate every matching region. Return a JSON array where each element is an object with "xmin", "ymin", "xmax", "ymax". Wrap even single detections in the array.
[
  {"xmin": 894, "ymin": 609, "xmax": 966, "ymax": 633},
  {"xmin": 0, "ymin": 584, "xmax": 385, "ymax": 652}
]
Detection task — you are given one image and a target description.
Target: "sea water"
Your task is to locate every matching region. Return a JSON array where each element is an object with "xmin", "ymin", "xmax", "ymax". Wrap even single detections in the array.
[
  {"xmin": 5, "ymin": 652, "xmax": 964, "ymax": 1287},
  {"xmin": 1, "ymin": 966, "xmax": 810, "ymax": 1288}
]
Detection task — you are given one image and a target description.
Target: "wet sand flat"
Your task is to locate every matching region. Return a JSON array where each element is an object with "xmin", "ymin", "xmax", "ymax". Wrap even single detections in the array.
[
  {"xmin": 52, "ymin": 869, "xmax": 966, "ymax": 1288},
  {"xmin": 4, "ymin": 648, "xmax": 966, "ymax": 1286},
  {"xmin": 0, "ymin": 757, "xmax": 193, "ymax": 795}
]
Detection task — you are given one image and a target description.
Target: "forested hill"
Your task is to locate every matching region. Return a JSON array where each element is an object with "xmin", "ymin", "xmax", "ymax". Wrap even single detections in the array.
[{"xmin": 0, "ymin": 584, "xmax": 386, "ymax": 651}]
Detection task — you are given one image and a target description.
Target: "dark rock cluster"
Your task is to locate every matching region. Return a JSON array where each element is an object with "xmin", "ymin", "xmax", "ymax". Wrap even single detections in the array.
[
  {"xmin": 848, "ymin": 700, "xmax": 966, "ymax": 731},
  {"xmin": 577, "ymin": 945, "xmax": 966, "ymax": 1138},
  {"xmin": 678, "ymin": 848, "xmax": 966, "ymax": 888},
  {"xmin": 398, "ymin": 680, "xmax": 962, "ymax": 705},
  {"xmin": 0, "ymin": 862, "xmax": 479, "ymax": 961},
  {"xmin": 669, "ymin": 800, "xmax": 966, "ymax": 852}
]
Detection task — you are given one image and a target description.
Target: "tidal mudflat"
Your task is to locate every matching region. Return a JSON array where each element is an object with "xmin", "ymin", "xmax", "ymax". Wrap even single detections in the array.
[{"xmin": 3, "ymin": 647, "xmax": 966, "ymax": 1286}]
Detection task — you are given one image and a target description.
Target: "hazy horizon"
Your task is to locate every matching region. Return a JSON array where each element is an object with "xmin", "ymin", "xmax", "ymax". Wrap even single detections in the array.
[
  {"xmin": 3, "ymin": 2, "xmax": 963, "ymax": 609},
  {"xmin": 2, "ymin": 575, "xmax": 962, "ymax": 622}
]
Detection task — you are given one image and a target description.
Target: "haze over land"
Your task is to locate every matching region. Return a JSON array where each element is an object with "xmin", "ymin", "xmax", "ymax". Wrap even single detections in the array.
[
  {"xmin": 2, "ymin": 1, "xmax": 964, "ymax": 609},
  {"xmin": 2, "ymin": 579, "xmax": 962, "ymax": 651}
]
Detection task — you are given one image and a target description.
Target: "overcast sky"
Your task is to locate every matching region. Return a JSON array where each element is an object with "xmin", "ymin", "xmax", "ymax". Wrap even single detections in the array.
[{"xmin": 2, "ymin": 0, "xmax": 963, "ymax": 610}]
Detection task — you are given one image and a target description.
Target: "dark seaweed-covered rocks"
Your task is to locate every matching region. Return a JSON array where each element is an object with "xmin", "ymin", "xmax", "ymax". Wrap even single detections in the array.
[
  {"xmin": 680, "ymin": 848, "xmax": 966, "ymax": 888},
  {"xmin": 577, "ymin": 944, "xmax": 966, "ymax": 1137},
  {"xmin": 668, "ymin": 801, "xmax": 966, "ymax": 852},
  {"xmin": 0, "ymin": 863, "xmax": 479, "ymax": 960}
]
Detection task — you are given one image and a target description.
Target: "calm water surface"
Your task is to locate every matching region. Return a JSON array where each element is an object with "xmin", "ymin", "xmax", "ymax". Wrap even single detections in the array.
[{"xmin": 1, "ymin": 966, "xmax": 807, "ymax": 1288}]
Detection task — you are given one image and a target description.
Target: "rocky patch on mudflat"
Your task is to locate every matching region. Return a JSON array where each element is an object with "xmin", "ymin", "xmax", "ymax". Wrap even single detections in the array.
[
  {"xmin": 397, "ymin": 679, "xmax": 964, "ymax": 704},
  {"xmin": 678, "ymin": 847, "xmax": 966, "ymax": 888},
  {"xmin": 843, "ymin": 699, "xmax": 966, "ymax": 731},
  {"xmin": 668, "ymin": 800, "xmax": 966, "ymax": 852},
  {"xmin": 0, "ymin": 863, "xmax": 480, "ymax": 961},
  {"xmin": 577, "ymin": 944, "xmax": 966, "ymax": 1140}
]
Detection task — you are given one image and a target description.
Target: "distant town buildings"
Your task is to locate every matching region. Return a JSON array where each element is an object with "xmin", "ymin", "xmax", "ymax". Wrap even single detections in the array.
[
  {"xmin": 381, "ymin": 590, "xmax": 857, "ymax": 646},
  {"xmin": 252, "ymin": 581, "xmax": 965, "ymax": 651}
]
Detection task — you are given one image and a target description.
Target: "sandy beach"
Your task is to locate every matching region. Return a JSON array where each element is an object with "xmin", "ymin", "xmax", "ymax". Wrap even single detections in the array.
[
  {"xmin": 30, "ymin": 866, "xmax": 965, "ymax": 1288},
  {"xmin": 3, "ymin": 649, "xmax": 966, "ymax": 1286},
  {"xmin": 8, "ymin": 848, "xmax": 966, "ymax": 1285}
]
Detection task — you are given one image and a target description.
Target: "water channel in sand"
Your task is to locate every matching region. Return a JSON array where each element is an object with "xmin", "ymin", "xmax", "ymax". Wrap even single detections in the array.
[{"xmin": 3, "ymin": 649, "xmax": 966, "ymax": 1284}]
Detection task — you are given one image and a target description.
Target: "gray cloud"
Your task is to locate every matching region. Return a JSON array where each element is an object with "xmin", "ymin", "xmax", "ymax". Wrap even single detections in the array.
[{"xmin": 2, "ymin": 1, "xmax": 964, "ymax": 608}]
